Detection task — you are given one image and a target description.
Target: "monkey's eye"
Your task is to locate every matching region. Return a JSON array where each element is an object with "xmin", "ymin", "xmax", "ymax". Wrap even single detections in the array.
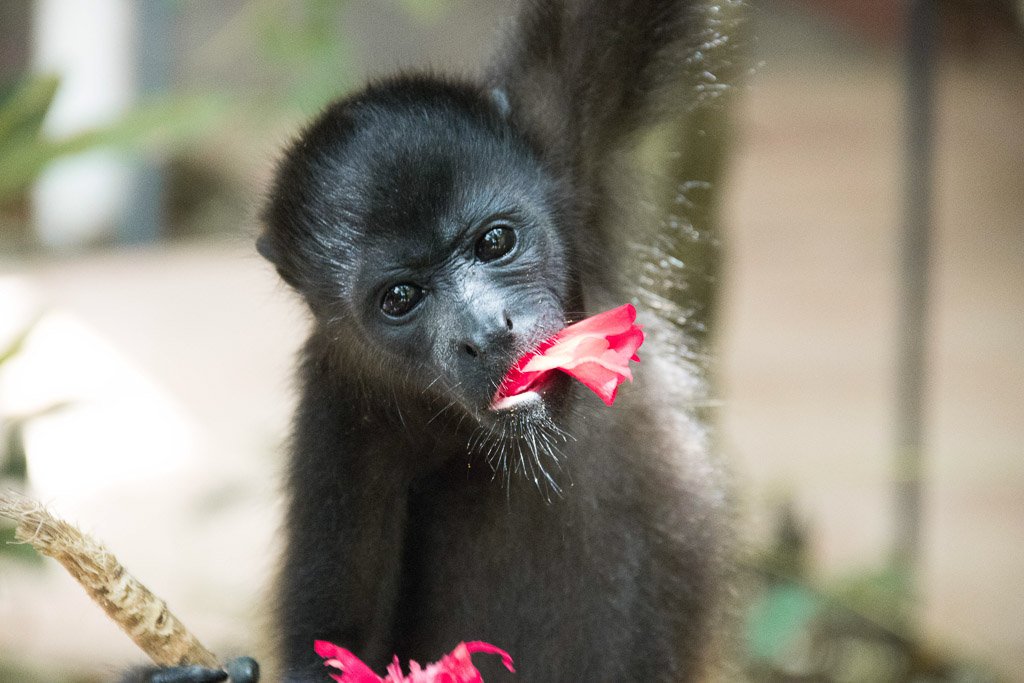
[
  {"xmin": 380, "ymin": 283, "xmax": 424, "ymax": 318},
  {"xmin": 475, "ymin": 225, "xmax": 517, "ymax": 262}
]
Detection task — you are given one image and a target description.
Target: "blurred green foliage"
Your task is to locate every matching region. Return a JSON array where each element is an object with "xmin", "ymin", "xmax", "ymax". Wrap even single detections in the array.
[
  {"xmin": 0, "ymin": 321, "xmax": 42, "ymax": 564},
  {"xmin": 747, "ymin": 581, "xmax": 822, "ymax": 663},
  {"xmin": 0, "ymin": 75, "xmax": 58, "ymax": 154},
  {"xmin": 744, "ymin": 503, "xmax": 999, "ymax": 682},
  {"xmin": 249, "ymin": 0, "xmax": 356, "ymax": 112},
  {"xmin": 0, "ymin": 74, "xmax": 228, "ymax": 204}
]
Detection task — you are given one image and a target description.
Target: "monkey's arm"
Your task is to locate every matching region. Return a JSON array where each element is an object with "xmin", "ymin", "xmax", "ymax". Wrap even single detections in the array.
[
  {"xmin": 490, "ymin": 0, "xmax": 702, "ymax": 178},
  {"xmin": 274, "ymin": 344, "xmax": 411, "ymax": 681},
  {"xmin": 493, "ymin": 0, "xmax": 745, "ymax": 342},
  {"xmin": 487, "ymin": 0, "xmax": 714, "ymax": 300}
]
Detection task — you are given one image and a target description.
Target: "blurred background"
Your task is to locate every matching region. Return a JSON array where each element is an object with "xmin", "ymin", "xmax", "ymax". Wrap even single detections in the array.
[{"xmin": 0, "ymin": 1, "xmax": 1021, "ymax": 681}]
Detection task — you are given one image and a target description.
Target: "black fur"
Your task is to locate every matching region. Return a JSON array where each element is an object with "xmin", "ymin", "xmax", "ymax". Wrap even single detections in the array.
[{"xmin": 257, "ymin": 2, "xmax": 733, "ymax": 681}]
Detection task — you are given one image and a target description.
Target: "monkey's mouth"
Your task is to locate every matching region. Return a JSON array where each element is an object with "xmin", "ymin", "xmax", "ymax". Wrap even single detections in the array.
[
  {"xmin": 489, "ymin": 371, "xmax": 555, "ymax": 412},
  {"xmin": 493, "ymin": 304, "xmax": 643, "ymax": 411}
]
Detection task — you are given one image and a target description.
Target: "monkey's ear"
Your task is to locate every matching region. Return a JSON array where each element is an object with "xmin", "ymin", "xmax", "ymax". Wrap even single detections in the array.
[
  {"xmin": 490, "ymin": 87, "xmax": 511, "ymax": 118},
  {"xmin": 257, "ymin": 231, "xmax": 305, "ymax": 291},
  {"xmin": 256, "ymin": 232, "xmax": 277, "ymax": 264}
]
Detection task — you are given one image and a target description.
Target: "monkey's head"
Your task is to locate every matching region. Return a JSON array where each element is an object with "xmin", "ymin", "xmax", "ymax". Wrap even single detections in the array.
[{"xmin": 261, "ymin": 76, "xmax": 583, "ymax": 457}]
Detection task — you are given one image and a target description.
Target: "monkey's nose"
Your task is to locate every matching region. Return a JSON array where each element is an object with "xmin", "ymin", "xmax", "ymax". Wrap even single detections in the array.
[{"xmin": 457, "ymin": 316, "xmax": 516, "ymax": 360}]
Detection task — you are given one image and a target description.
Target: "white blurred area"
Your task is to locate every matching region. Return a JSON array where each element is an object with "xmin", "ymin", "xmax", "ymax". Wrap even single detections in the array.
[
  {"xmin": 30, "ymin": 0, "xmax": 135, "ymax": 248},
  {"xmin": 0, "ymin": 305, "xmax": 195, "ymax": 498},
  {"xmin": 0, "ymin": 243, "xmax": 305, "ymax": 673}
]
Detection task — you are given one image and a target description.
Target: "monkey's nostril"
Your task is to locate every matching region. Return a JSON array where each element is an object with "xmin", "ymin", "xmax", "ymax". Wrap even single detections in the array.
[
  {"xmin": 504, "ymin": 311, "xmax": 514, "ymax": 331},
  {"xmin": 463, "ymin": 342, "xmax": 480, "ymax": 358}
]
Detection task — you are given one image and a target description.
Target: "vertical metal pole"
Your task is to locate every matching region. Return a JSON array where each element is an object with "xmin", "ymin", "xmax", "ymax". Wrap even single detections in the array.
[
  {"xmin": 894, "ymin": 0, "xmax": 937, "ymax": 579},
  {"xmin": 121, "ymin": 0, "xmax": 173, "ymax": 245}
]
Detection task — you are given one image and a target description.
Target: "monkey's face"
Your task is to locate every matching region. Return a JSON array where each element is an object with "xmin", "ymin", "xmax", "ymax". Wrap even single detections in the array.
[
  {"xmin": 347, "ymin": 123, "xmax": 575, "ymax": 424},
  {"xmin": 261, "ymin": 82, "xmax": 581, "ymax": 441}
]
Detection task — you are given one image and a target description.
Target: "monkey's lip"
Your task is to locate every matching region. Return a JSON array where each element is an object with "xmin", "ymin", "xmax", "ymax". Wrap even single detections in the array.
[
  {"xmin": 489, "ymin": 390, "xmax": 543, "ymax": 412},
  {"xmin": 489, "ymin": 372, "xmax": 555, "ymax": 411}
]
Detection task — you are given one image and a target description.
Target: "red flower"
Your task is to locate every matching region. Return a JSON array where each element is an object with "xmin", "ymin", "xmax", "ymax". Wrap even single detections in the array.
[
  {"xmin": 494, "ymin": 304, "xmax": 644, "ymax": 407},
  {"xmin": 315, "ymin": 641, "xmax": 382, "ymax": 683},
  {"xmin": 314, "ymin": 640, "xmax": 515, "ymax": 683}
]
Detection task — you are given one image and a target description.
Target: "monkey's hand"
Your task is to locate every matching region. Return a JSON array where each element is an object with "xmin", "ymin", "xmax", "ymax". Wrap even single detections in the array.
[{"xmin": 121, "ymin": 657, "xmax": 259, "ymax": 683}]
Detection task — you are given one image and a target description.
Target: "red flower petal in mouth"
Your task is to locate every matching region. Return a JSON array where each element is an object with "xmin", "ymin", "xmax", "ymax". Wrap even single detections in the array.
[{"xmin": 493, "ymin": 303, "xmax": 644, "ymax": 408}]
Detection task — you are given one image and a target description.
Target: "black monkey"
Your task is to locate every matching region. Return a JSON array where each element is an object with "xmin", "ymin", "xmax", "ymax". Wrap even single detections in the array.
[{"xmin": 133, "ymin": 0, "xmax": 738, "ymax": 681}]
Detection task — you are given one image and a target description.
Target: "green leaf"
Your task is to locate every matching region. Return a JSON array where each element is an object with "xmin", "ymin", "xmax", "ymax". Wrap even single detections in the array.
[
  {"xmin": 831, "ymin": 566, "xmax": 915, "ymax": 634},
  {"xmin": 746, "ymin": 582, "xmax": 823, "ymax": 662},
  {"xmin": 0, "ymin": 424, "xmax": 28, "ymax": 481},
  {"xmin": 0, "ymin": 320, "xmax": 36, "ymax": 367},
  {"xmin": 0, "ymin": 74, "xmax": 60, "ymax": 147},
  {"xmin": 0, "ymin": 94, "xmax": 229, "ymax": 203},
  {"xmin": 0, "ymin": 522, "xmax": 43, "ymax": 564}
]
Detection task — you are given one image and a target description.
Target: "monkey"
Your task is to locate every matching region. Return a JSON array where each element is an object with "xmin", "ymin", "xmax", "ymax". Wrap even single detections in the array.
[{"xmin": 130, "ymin": 0, "xmax": 739, "ymax": 681}]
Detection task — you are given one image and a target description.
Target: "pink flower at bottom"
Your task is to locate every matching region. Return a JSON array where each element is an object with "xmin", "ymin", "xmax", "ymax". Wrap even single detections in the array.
[{"xmin": 314, "ymin": 640, "xmax": 515, "ymax": 683}]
